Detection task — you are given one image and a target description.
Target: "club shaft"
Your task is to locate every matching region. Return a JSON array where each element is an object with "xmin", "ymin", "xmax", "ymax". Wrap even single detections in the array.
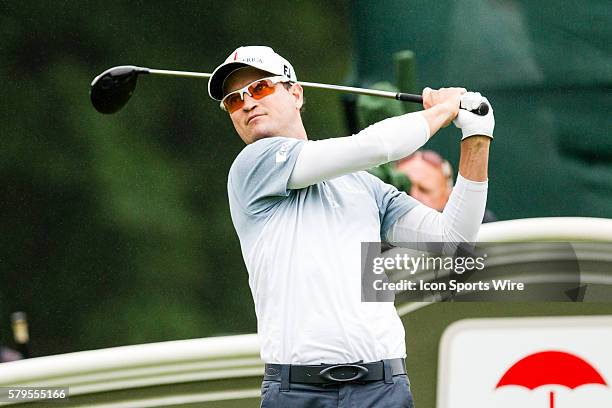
[
  {"xmin": 147, "ymin": 68, "xmax": 212, "ymax": 79},
  {"xmin": 144, "ymin": 68, "xmax": 422, "ymax": 102},
  {"xmin": 298, "ymin": 81, "xmax": 421, "ymax": 102}
]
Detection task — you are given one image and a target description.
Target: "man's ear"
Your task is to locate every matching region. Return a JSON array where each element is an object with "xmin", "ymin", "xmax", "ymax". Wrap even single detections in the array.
[{"xmin": 291, "ymin": 83, "xmax": 304, "ymax": 110}]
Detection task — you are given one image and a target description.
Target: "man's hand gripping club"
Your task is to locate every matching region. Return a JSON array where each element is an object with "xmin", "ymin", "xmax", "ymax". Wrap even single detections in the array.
[{"xmin": 420, "ymin": 87, "xmax": 494, "ymax": 182}]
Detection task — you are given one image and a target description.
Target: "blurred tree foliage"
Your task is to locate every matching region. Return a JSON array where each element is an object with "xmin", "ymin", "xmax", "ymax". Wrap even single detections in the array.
[{"xmin": 0, "ymin": 1, "xmax": 350, "ymax": 355}]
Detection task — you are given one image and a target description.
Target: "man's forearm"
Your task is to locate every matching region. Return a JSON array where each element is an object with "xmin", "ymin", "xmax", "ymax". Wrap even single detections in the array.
[
  {"xmin": 386, "ymin": 174, "xmax": 487, "ymax": 243},
  {"xmin": 387, "ymin": 120, "xmax": 492, "ymax": 243},
  {"xmin": 458, "ymin": 136, "xmax": 490, "ymax": 182}
]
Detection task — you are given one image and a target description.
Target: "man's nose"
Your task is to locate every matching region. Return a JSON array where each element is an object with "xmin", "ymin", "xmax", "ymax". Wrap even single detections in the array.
[{"xmin": 241, "ymin": 93, "xmax": 258, "ymax": 111}]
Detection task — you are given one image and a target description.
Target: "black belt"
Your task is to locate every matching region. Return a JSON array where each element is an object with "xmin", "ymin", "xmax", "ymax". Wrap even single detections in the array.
[{"xmin": 264, "ymin": 358, "xmax": 406, "ymax": 385}]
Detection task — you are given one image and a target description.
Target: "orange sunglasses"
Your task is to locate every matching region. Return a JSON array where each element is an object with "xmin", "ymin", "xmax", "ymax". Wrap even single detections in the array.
[{"xmin": 220, "ymin": 76, "xmax": 291, "ymax": 113}]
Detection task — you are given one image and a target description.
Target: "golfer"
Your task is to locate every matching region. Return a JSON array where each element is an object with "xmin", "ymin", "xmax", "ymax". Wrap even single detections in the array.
[{"xmin": 208, "ymin": 46, "xmax": 494, "ymax": 408}]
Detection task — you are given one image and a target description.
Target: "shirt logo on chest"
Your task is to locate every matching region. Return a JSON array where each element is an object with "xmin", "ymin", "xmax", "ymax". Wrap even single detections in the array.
[{"xmin": 275, "ymin": 142, "xmax": 290, "ymax": 163}]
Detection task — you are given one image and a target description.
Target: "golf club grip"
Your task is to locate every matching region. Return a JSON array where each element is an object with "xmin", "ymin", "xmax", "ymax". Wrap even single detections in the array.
[{"xmin": 396, "ymin": 93, "xmax": 489, "ymax": 116}]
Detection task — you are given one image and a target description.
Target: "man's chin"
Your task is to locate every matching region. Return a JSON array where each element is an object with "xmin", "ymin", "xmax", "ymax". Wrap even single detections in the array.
[{"xmin": 247, "ymin": 127, "xmax": 276, "ymax": 144}]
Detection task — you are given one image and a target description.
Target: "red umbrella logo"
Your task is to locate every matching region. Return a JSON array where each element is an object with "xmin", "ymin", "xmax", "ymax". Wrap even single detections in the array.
[{"xmin": 496, "ymin": 350, "xmax": 607, "ymax": 407}]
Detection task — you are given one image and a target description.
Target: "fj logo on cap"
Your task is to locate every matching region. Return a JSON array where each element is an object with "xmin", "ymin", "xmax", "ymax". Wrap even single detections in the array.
[{"xmin": 284, "ymin": 65, "xmax": 291, "ymax": 78}]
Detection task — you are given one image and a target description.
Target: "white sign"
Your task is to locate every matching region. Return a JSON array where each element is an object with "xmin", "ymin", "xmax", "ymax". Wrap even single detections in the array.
[{"xmin": 437, "ymin": 316, "xmax": 612, "ymax": 408}]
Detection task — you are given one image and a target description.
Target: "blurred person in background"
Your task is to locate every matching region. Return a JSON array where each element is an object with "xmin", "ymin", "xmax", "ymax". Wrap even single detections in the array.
[{"xmin": 396, "ymin": 150, "xmax": 497, "ymax": 223}]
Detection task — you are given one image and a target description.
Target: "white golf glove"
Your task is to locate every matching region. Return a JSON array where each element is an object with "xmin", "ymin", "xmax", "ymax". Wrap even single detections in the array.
[{"xmin": 453, "ymin": 92, "xmax": 494, "ymax": 140}]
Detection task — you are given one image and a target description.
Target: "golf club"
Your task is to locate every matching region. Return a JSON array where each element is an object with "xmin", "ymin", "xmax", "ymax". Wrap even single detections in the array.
[{"xmin": 90, "ymin": 65, "xmax": 489, "ymax": 115}]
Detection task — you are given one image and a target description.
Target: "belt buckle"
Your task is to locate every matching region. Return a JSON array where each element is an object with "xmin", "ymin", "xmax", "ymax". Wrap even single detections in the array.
[{"xmin": 319, "ymin": 364, "xmax": 369, "ymax": 382}]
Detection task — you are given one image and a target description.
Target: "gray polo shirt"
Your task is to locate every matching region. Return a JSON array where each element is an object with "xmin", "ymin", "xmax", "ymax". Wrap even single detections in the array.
[{"xmin": 228, "ymin": 136, "xmax": 418, "ymax": 364}]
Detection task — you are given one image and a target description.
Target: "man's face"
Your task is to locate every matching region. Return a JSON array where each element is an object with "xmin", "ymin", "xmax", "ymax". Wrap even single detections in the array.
[
  {"xmin": 397, "ymin": 156, "xmax": 452, "ymax": 211},
  {"xmin": 222, "ymin": 67, "xmax": 303, "ymax": 144}
]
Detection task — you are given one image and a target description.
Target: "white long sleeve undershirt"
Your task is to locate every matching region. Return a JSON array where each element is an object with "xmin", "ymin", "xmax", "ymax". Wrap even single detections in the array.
[
  {"xmin": 286, "ymin": 111, "xmax": 488, "ymax": 243},
  {"xmin": 288, "ymin": 112, "xmax": 430, "ymax": 189},
  {"xmin": 385, "ymin": 174, "xmax": 488, "ymax": 243}
]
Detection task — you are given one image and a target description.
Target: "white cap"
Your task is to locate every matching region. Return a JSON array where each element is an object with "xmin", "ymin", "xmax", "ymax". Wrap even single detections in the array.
[{"xmin": 208, "ymin": 46, "xmax": 297, "ymax": 101}]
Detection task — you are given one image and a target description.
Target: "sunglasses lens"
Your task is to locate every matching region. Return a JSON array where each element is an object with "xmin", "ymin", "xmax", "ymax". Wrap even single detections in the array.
[
  {"xmin": 222, "ymin": 78, "xmax": 283, "ymax": 113},
  {"xmin": 249, "ymin": 79, "xmax": 276, "ymax": 100},
  {"xmin": 223, "ymin": 93, "xmax": 243, "ymax": 113}
]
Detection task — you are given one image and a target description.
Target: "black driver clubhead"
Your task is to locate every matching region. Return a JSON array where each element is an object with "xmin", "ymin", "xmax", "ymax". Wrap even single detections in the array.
[{"xmin": 90, "ymin": 66, "xmax": 148, "ymax": 114}]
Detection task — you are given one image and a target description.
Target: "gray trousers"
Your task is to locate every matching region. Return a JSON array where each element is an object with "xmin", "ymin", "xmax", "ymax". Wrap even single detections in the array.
[{"xmin": 260, "ymin": 374, "xmax": 414, "ymax": 408}]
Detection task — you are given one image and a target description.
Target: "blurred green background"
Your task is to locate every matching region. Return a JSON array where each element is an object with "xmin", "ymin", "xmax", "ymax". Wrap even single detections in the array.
[
  {"xmin": 1, "ymin": 0, "xmax": 610, "ymax": 358},
  {"xmin": 1, "ymin": 1, "xmax": 351, "ymax": 355}
]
